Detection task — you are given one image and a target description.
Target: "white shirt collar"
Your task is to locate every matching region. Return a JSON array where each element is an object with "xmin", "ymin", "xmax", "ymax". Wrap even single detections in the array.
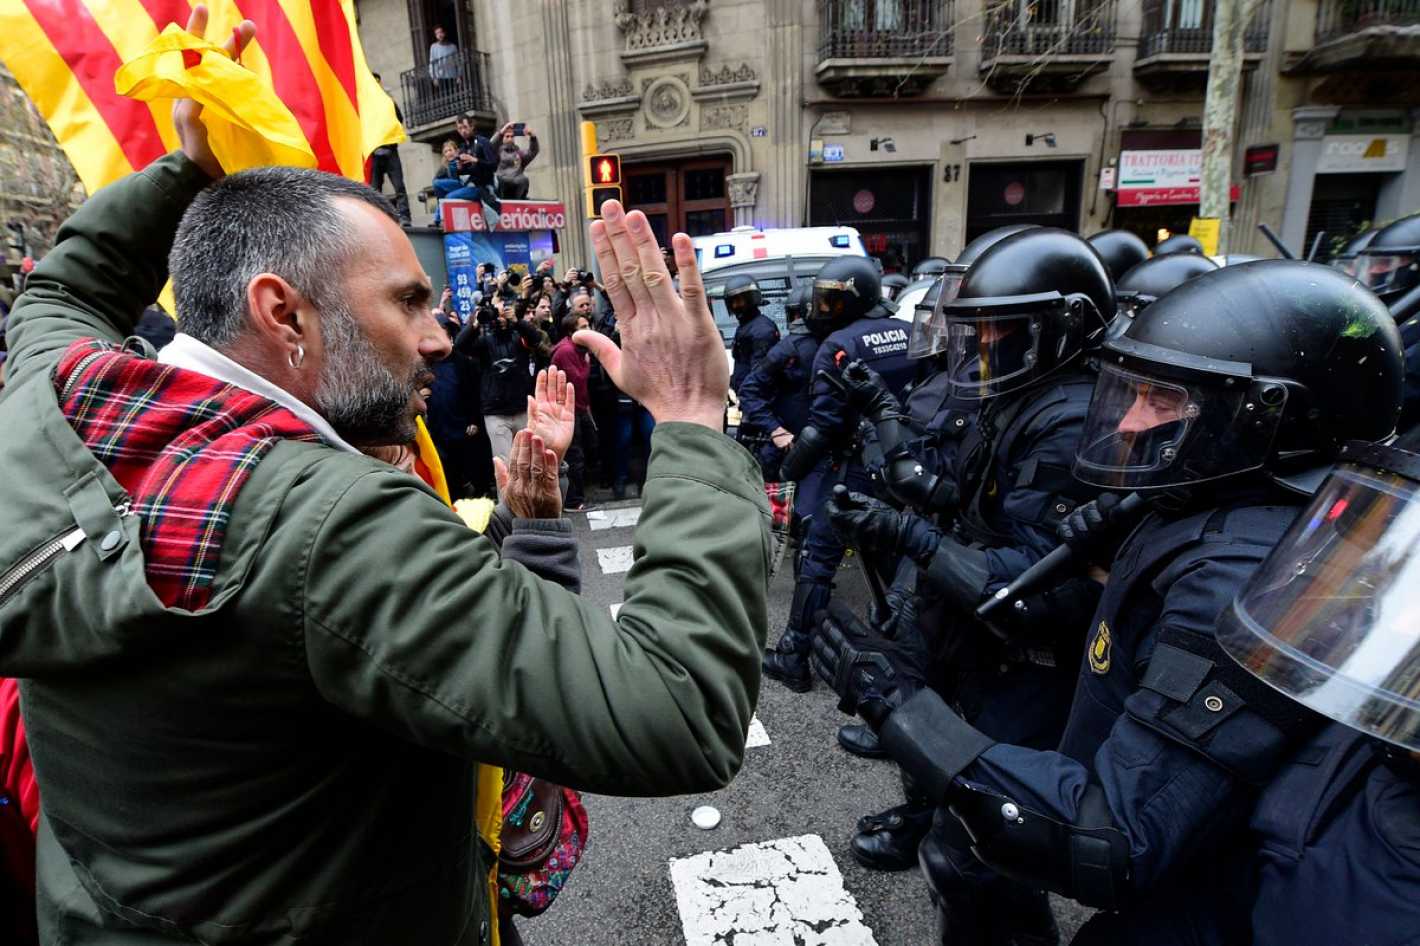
[{"xmin": 158, "ymin": 333, "xmax": 361, "ymax": 456}]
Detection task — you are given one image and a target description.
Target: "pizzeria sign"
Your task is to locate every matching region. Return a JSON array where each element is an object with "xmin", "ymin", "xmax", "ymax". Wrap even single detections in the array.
[{"xmin": 1116, "ymin": 149, "xmax": 1238, "ymax": 207}]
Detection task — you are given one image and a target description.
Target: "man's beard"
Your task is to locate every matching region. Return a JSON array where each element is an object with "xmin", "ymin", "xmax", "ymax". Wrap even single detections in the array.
[{"xmin": 313, "ymin": 297, "xmax": 429, "ymax": 447}]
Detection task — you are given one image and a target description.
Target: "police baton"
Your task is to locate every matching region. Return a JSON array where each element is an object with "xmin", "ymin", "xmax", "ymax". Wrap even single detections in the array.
[
  {"xmin": 975, "ymin": 492, "xmax": 1145, "ymax": 621},
  {"xmin": 831, "ymin": 484, "xmax": 891, "ymax": 616},
  {"xmin": 1390, "ymin": 282, "xmax": 1420, "ymax": 325}
]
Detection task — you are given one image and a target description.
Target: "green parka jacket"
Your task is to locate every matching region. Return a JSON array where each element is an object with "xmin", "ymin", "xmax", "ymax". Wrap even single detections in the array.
[{"xmin": 0, "ymin": 153, "xmax": 770, "ymax": 944}]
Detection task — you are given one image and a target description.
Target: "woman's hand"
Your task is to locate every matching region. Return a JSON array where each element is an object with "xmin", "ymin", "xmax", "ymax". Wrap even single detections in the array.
[
  {"xmin": 525, "ymin": 367, "xmax": 575, "ymax": 463},
  {"xmin": 494, "ymin": 430, "xmax": 562, "ymax": 519}
]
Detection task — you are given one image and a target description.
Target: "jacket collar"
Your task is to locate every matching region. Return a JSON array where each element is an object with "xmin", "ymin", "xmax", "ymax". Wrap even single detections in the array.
[{"xmin": 159, "ymin": 333, "xmax": 361, "ymax": 456}]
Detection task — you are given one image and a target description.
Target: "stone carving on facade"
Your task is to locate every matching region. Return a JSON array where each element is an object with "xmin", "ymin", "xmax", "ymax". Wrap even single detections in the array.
[
  {"xmin": 643, "ymin": 75, "xmax": 692, "ymax": 129},
  {"xmin": 700, "ymin": 104, "xmax": 747, "ymax": 132},
  {"xmin": 597, "ymin": 117, "xmax": 636, "ymax": 143},
  {"xmin": 727, "ymin": 171, "xmax": 760, "ymax": 209},
  {"xmin": 613, "ymin": 0, "xmax": 710, "ymax": 66},
  {"xmin": 699, "ymin": 62, "xmax": 756, "ymax": 86},
  {"xmin": 582, "ymin": 77, "xmax": 636, "ymax": 102}
]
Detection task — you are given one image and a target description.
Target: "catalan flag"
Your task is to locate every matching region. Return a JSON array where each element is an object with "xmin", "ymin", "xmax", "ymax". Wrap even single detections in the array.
[{"xmin": 0, "ymin": 0, "xmax": 402, "ymax": 196}]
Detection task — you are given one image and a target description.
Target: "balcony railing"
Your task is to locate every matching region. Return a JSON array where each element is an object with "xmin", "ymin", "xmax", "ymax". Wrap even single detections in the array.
[
  {"xmin": 400, "ymin": 48, "xmax": 494, "ymax": 131},
  {"xmin": 1138, "ymin": 0, "xmax": 1270, "ymax": 59},
  {"xmin": 817, "ymin": 0, "xmax": 953, "ymax": 60},
  {"xmin": 1316, "ymin": 0, "xmax": 1420, "ymax": 44},
  {"xmin": 982, "ymin": 0, "xmax": 1118, "ymax": 60}
]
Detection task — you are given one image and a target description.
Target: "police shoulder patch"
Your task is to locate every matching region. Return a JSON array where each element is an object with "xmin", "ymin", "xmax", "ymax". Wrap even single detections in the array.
[{"xmin": 1089, "ymin": 620, "xmax": 1112, "ymax": 674}]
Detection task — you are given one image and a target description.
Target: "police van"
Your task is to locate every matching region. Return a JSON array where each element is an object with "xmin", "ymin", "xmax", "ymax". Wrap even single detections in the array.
[{"xmin": 693, "ymin": 226, "xmax": 868, "ymax": 363}]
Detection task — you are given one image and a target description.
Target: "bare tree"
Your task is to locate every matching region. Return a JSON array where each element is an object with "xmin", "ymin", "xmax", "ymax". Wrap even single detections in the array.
[{"xmin": 1198, "ymin": 0, "xmax": 1266, "ymax": 254}]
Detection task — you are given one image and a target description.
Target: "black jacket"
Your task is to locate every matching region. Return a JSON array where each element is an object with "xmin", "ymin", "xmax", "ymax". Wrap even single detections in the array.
[{"xmin": 455, "ymin": 319, "xmax": 539, "ymax": 414}]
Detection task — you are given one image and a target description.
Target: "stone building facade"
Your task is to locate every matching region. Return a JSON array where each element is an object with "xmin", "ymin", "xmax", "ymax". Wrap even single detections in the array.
[{"xmin": 354, "ymin": 0, "xmax": 1420, "ymax": 269}]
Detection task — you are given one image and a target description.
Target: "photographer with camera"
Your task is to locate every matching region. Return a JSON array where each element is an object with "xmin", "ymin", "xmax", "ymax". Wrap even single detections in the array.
[{"xmin": 456, "ymin": 295, "xmax": 544, "ymax": 462}]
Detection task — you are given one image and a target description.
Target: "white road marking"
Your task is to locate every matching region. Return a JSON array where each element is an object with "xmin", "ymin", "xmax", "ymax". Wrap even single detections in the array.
[
  {"xmin": 669, "ymin": 834, "xmax": 878, "ymax": 946},
  {"xmin": 587, "ymin": 507, "xmax": 642, "ymax": 531},
  {"xmin": 596, "ymin": 546, "xmax": 635, "ymax": 575},
  {"xmin": 745, "ymin": 715, "xmax": 770, "ymax": 748},
  {"xmin": 610, "ymin": 603, "xmax": 622, "ymax": 619}
]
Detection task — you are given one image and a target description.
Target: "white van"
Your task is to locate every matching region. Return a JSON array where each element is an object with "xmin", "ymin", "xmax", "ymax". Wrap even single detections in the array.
[{"xmin": 694, "ymin": 226, "xmax": 869, "ymax": 357}]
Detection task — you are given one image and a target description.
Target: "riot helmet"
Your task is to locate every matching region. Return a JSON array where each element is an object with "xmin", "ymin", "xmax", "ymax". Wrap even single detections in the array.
[
  {"xmin": 1356, "ymin": 212, "xmax": 1420, "ymax": 306},
  {"xmin": 724, "ymin": 274, "xmax": 762, "ymax": 321},
  {"xmin": 807, "ymin": 256, "xmax": 881, "ymax": 334},
  {"xmin": 1216, "ymin": 438, "xmax": 1420, "ymax": 751},
  {"xmin": 1087, "ymin": 229, "xmax": 1150, "ymax": 283},
  {"xmin": 882, "ymin": 272, "xmax": 910, "ymax": 301},
  {"xmin": 1115, "ymin": 253, "xmax": 1218, "ymax": 315},
  {"xmin": 1074, "ymin": 261, "xmax": 1404, "ymax": 493},
  {"xmin": 935, "ymin": 228, "xmax": 1114, "ymax": 397},
  {"xmin": 911, "ymin": 256, "xmax": 952, "ymax": 279},
  {"xmin": 1331, "ymin": 228, "xmax": 1380, "ymax": 278},
  {"xmin": 908, "ymin": 224, "xmax": 1038, "ymax": 361},
  {"xmin": 1154, "ymin": 233, "xmax": 1205, "ymax": 256},
  {"xmin": 784, "ymin": 280, "xmax": 811, "ymax": 323}
]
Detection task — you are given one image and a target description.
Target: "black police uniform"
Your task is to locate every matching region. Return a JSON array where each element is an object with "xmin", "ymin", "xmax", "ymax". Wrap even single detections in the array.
[
  {"xmin": 738, "ymin": 322, "xmax": 818, "ymax": 483},
  {"xmin": 730, "ymin": 312, "xmax": 780, "ymax": 395}
]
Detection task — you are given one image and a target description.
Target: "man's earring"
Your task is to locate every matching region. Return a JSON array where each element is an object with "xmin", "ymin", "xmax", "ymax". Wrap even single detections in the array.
[{"xmin": 288, "ymin": 343, "xmax": 305, "ymax": 369}]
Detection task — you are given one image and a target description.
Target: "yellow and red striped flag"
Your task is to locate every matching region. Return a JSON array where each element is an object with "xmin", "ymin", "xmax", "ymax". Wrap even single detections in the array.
[{"xmin": 0, "ymin": 0, "xmax": 402, "ymax": 196}]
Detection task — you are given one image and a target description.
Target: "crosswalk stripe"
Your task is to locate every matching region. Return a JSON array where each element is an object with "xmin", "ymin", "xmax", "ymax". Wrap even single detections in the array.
[
  {"xmin": 595, "ymin": 545, "xmax": 634, "ymax": 575},
  {"xmin": 745, "ymin": 715, "xmax": 770, "ymax": 748},
  {"xmin": 586, "ymin": 506, "xmax": 642, "ymax": 531},
  {"xmin": 669, "ymin": 834, "xmax": 878, "ymax": 946},
  {"xmin": 610, "ymin": 603, "xmax": 621, "ymax": 619}
]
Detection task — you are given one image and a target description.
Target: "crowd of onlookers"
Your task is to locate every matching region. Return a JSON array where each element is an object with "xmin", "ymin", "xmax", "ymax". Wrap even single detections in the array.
[{"xmin": 424, "ymin": 260, "xmax": 653, "ymax": 509}]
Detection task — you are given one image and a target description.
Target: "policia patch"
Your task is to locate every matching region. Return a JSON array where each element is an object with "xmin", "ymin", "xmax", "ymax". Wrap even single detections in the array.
[{"xmin": 1089, "ymin": 621, "xmax": 1112, "ymax": 674}]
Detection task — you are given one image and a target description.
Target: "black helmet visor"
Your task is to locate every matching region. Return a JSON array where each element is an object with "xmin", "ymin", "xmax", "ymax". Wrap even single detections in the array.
[
  {"xmin": 1073, "ymin": 339, "xmax": 1288, "ymax": 490},
  {"xmin": 940, "ymin": 291, "xmax": 1070, "ymax": 398},
  {"xmin": 1216, "ymin": 443, "xmax": 1420, "ymax": 751},
  {"xmin": 809, "ymin": 275, "xmax": 865, "ymax": 328}
]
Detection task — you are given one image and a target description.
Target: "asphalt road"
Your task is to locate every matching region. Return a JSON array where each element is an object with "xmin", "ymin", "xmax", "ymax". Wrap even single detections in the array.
[{"xmin": 520, "ymin": 495, "xmax": 1090, "ymax": 946}]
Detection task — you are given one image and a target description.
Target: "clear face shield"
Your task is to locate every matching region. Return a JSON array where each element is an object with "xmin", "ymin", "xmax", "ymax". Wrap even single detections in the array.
[
  {"xmin": 1073, "ymin": 349, "xmax": 1287, "ymax": 490},
  {"xmin": 1357, "ymin": 252, "xmax": 1418, "ymax": 295},
  {"xmin": 808, "ymin": 277, "xmax": 863, "ymax": 332},
  {"xmin": 726, "ymin": 287, "xmax": 757, "ymax": 317},
  {"xmin": 944, "ymin": 314, "xmax": 1043, "ymax": 397},
  {"xmin": 908, "ymin": 270, "xmax": 965, "ymax": 360},
  {"xmin": 1217, "ymin": 444, "xmax": 1420, "ymax": 751}
]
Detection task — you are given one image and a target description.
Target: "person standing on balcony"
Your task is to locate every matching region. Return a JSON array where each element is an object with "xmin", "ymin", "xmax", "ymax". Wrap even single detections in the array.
[
  {"xmin": 368, "ymin": 73, "xmax": 411, "ymax": 227},
  {"xmin": 429, "ymin": 24, "xmax": 458, "ymax": 90}
]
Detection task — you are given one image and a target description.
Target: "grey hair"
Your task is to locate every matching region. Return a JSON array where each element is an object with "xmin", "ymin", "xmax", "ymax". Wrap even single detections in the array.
[{"xmin": 169, "ymin": 166, "xmax": 397, "ymax": 348}]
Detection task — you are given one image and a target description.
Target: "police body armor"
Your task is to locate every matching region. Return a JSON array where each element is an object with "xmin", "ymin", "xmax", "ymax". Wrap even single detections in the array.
[{"xmin": 1057, "ymin": 499, "xmax": 1300, "ymax": 769}]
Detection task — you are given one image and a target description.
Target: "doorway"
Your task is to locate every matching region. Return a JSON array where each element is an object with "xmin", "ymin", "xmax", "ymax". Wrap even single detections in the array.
[
  {"xmin": 623, "ymin": 157, "xmax": 734, "ymax": 246},
  {"xmin": 965, "ymin": 160, "xmax": 1084, "ymax": 243},
  {"xmin": 809, "ymin": 165, "xmax": 932, "ymax": 273},
  {"xmin": 1305, "ymin": 173, "xmax": 1384, "ymax": 264}
]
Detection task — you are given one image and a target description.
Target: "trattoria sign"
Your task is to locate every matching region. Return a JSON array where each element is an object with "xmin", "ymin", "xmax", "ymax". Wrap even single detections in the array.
[{"xmin": 1115, "ymin": 149, "xmax": 1238, "ymax": 207}]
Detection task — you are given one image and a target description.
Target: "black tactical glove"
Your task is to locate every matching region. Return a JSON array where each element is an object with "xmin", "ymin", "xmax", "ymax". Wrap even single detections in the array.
[
  {"xmin": 1056, "ymin": 492, "xmax": 1126, "ymax": 558},
  {"xmin": 837, "ymin": 360, "xmax": 903, "ymax": 420},
  {"xmin": 812, "ymin": 602, "xmax": 925, "ymax": 729},
  {"xmin": 827, "ymin": 487, "xmax": 941, "ymax": 565}
]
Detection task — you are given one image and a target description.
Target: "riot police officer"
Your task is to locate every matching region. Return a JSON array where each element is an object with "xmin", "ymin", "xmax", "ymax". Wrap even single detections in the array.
[
  {"xmin": 810, "ymin": 260, "xmax": 1405, "ymax": 943},
  {"xmin": 726, "ymin": 274, "xmax": 781, "ymax": 459},
  {"xmin": 1086, "ymin": 229, "xmax": 1150, "ymax": 283},
  {"xmin": 736, "ymin": 280, "xmax": 819, "ymax": 481},
  {"xmin": 1154, "ymin": 232, "xmax": 1205, "ymax": 256},
  {"xmin": 1069, "ymin": 434, "xmax": 1420, "ymax": 945},
  {"xmin": 1108, "ymin": 251, "xmax": 1217, "ymax": 337},
  {"xmin": 882, "ymin": 272, "xmax": 911, "ymax": 301},
  {"xmin": 1355, "ymin": 211, "xmax": 1420, "ymax": 306},
  {"xmin": 762, "ymin": 256, "xmax": 915, "ymax": 692},
  {"xmin": 1329, "ymin": 226, "xmax": 1379, "ymax": 277},
  {"xmin": 823, "ymin": 230, "xmax": 1112, "ymax": 910},
  {"xmin": 1357, "ymin": 212, "xmax": 1420, "ymax": 432}
]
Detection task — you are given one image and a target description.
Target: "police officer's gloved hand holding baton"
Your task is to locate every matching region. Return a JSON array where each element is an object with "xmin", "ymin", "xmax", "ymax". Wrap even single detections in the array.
[
  {"xmin": 837, "ymin": 360, "xmax": 903, "ymax": 420},
  {"xmin": 827, "ymin": 488, "xmax": 939, "ymax": 564},
  {"xmin": 1055, "ymin": 492, "xmax": 1128, "ymax": 559},
  {"xmin": 812, "ymin": 603, "xmax": 924, "ymax": 729}
]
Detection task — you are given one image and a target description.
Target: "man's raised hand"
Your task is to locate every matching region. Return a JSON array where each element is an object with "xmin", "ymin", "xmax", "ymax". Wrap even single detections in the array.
[
  {"xmin": 172, "ymin": 6, "xmax": 256, "ymax": 179},
  {"xmin": 573, "ymin": 201, "xmax": 728, "ymax": 431}
]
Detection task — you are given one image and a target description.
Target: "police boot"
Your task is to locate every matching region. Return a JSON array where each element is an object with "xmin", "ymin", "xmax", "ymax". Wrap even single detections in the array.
[
  {"xmin": 984, "ymin": 879, "xmax": 1059, "ymax": 946},
  {"xmin": 837, "ymin": 723, "xmax": 888, "ymax": 758},
  {"xmin": 761, "ymin": 581, "xmax": 829, "ymax": 692},
  {"xmin": 919, "ymin": 814, "xmax": 991, "ymax": 946},
  {"xmin": 850, "ymin": 801, "xmax": 934, "ymax": 871}
]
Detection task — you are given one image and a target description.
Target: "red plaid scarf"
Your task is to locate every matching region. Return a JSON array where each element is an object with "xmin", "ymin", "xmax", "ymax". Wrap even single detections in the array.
[{"xmin": 53, "ymin": 340, "xmax": 322, "ymax": 611}]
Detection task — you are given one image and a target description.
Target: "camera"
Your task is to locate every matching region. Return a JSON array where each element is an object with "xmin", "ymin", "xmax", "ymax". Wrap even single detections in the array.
[{"xmin": 476, "ymin": 304, "xmax": 498, "ymax": 326}]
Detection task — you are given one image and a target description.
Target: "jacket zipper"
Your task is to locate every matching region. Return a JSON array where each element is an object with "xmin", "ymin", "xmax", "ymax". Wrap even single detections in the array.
[
  {"xmin": 58, "ymin": 349, "xmax": 109, "ymax": 404},
  {"xmin": 0, "ymin": 501, "xmax": 132, "ymax": 610}
]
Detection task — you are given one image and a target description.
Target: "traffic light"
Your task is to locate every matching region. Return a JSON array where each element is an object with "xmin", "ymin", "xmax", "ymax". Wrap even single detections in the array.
[{"xmin": 585, "ymin": 153, "xmax": 622, "ymax": 219}]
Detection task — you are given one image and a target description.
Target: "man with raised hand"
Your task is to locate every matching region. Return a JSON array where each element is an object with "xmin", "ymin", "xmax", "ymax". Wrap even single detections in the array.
[{"xmin": 0, "ymin": 9, "xmax": 767, "ymax": 944}]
